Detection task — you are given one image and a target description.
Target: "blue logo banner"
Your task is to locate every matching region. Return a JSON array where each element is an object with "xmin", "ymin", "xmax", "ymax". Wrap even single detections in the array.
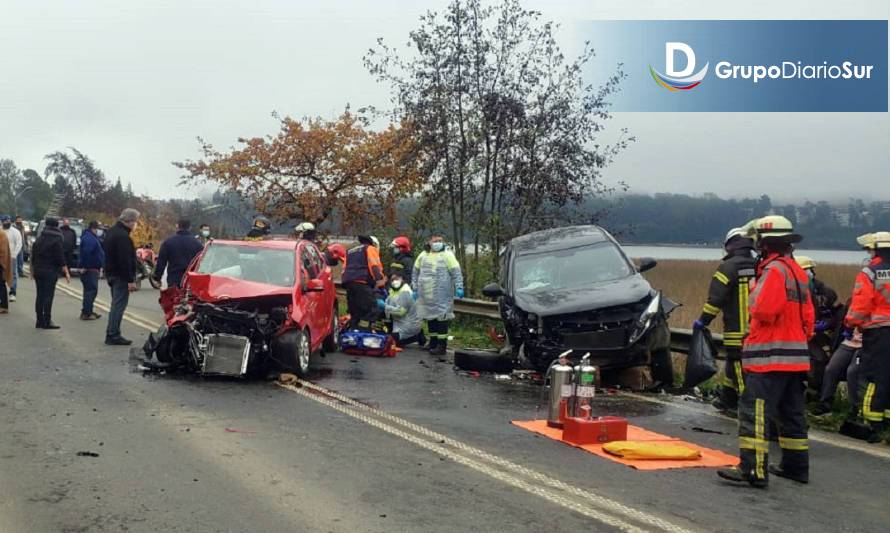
[{"xmin": 581, "ymin": 20, "xmax": 888, "ymax": 112}]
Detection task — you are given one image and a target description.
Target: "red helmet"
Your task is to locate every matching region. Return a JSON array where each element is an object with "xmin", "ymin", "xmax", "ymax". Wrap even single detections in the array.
[
  {"xmin": 391, "ymin": 236, "xmax": 411, "ymax": 253},
  {"xmin": 327, "ymin": 243, "xmax": 347, "ymax": 262}
]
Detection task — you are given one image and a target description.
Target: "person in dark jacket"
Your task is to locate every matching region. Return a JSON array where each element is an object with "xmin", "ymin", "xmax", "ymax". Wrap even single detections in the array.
[
  {"xmin": 387, "ymin": 236, "xmax": 414, "ymax": 287},
  {"xmin": 103, "ymin": 208, "xmax": 140, "ymax": 346},
  {"xmin": 78, "ymin": 220, "xmax": 106, "ymax": 320},
  {"xmin": 693, "ymin": 227, "xmax": 757, "ymax": 415},
  {"xmin": 59, "ymin": 218, "xmax": 77, "ymax": 268},
  {"xmin": 31, "ymin": 217, "xmax": 71, "ymax": 328},
  {"xmin": 154, "ymin": 220, "xmax": 204, "ymax": 319}
]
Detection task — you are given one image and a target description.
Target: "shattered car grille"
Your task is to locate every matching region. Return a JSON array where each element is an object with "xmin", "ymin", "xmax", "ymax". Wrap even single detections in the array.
[
  {"xmin": 202, "ymin": 334, "xmax": 251, "ymax": 376},
  {"xmin": 544, "ymin": 304, "xmax": 644, "ymax": 350}
]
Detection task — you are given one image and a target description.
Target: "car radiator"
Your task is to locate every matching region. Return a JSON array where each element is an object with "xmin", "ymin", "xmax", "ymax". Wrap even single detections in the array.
[{"xmin": 201, "ymin": 334, "xmax": 251, "ymax": 376}]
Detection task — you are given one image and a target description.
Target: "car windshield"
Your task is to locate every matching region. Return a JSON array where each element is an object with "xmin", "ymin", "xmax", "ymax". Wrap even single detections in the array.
[
  {"xmin": 196, "ymin": 243, "xmax": 296, "ymax": 287},
  {"xmin": 513, "ymin": 242, "xmax": 633, "ymax": 294}
]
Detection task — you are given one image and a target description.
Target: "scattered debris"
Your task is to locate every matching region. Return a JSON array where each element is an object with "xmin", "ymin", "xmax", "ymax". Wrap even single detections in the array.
[
  {"xmin": 76, "ymin": 451, "xmax": 100, "ymax": 457},
  {"xmin": 278, "ymin": 373, "xmax": 299, "ymax": 384},
  {"xmin": 691, "ymin": 427, "xmax": 727, "ymax": 435},
  {"xmin": 224, "ymin": 428, "xmax": 256, "ymax": 434}
]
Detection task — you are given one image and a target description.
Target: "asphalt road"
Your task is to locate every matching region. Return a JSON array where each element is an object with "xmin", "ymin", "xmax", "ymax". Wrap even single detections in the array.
[{"xmin": 1, "ymin": 280, "xmax": 889, "ymax": 532}]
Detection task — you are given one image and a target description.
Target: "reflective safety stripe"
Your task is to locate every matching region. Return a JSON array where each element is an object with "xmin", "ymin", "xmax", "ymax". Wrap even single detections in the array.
[
  {"xmin": 744, "ymin": 340, "xmax": 809, "ymax": 352},
  {"xmin": 734, "ymin": 361, "xmax": 745, "ymax": 394},
  {"xmin": 738, "ymin": 269, "xmax": 756, "ymax": 277},
  {"xmin": 723, "ymin": 332, "xmax": 745, "ymax": 338},
  {"xmin": 861, "ymin": 382, "xmax": 885, "ymax": 422},
  {"xmin": 739, "ymin": 436, "xmax": 769, "ymax": 452},
  {"xmin": 755, "ymin": 399, "xmax": 765, "ymax": 479},
  {"xmin": 862, "ymin": 267, "xmax": 876, "ymax": 281},
  {"xmin": 702, "ymin": 303, "xmax": 720, "ymax": 316},
  {"xmin": 778, "ymin": 437, "xmax": 809, "ymax": 451},
  {"xmin": 724, "ymin": 339, "xmax": 743, "ymax": 347},
  {"xmin": 720, "ymin": 375, "xmax": 734, "ymax": 387},
  {"xmin": 714, "ymin": 271, "xmax": 730, "ymax": 285}
]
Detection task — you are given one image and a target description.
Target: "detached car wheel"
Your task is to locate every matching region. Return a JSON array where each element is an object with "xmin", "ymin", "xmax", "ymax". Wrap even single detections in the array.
[
  {"xmin": 454, "ymin": 349, "xmax": 514, "ymax": 373},
  {"xmin": 322, "ymin": 305, "xmax": 339, "ymax": 353}
]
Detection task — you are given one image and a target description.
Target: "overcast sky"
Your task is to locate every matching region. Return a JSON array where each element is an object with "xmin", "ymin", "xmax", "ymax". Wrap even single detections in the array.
[{"xmin": 1, "ymin": 0, "xmax": 888, "ymax": 203}]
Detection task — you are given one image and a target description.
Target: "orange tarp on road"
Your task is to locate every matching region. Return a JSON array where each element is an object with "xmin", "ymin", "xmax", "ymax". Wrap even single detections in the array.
[{"xmin": 511, "ymin": 419, "xmax": 740, "ymax": 471}]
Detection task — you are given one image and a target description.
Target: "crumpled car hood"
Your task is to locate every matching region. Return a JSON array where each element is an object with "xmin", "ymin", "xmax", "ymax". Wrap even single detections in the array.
[
  {"xmin": 513, "ymin": 275, "xmax": 652, "ymax": 316},
  {"xmin": 186, "ymin": 272, "xmax": 294, "ymax": 303}
]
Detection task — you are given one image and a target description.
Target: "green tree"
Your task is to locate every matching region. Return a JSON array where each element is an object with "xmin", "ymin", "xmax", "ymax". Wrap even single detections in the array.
[
  {"xmin": 44, "ymin": 148, "xmax": 109, "ymax": 214},
  {"xmin": 365, "ymin": 0, "xmax": 630, "ymax": 283}
]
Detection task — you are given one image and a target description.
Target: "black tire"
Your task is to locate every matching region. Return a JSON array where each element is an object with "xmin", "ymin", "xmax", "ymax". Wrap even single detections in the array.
[
  {"xmin": 322, "ymin": 304, "xmax": 339, "ymax": 353},
  {"xmin": 272, "ymin": 329, "xmax": 311, "ymax": 378},
  {"xmin": 454, "ymin": 349, "xmax": 514, "ymax": 373},
  {"xmin": 649, "ymin": 347, "xmax": 675, "ymax": 387}
]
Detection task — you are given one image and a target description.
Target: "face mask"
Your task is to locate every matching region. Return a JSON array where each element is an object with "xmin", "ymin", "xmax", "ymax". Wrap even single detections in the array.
[
  {"xmin": 391, "ymin": 279, "xmax": 403, "ymax": 289},
  {"xmin": 202, "ymin": 230, "xmax": 210, "ymax": 238},
  {"xmin": 806, "ymin": 270, "xmax": 815, "ymax": 280},
  {"xmin": 96, "ymin": 230, "xmax": 105, "ymax": 238},
  {"xmin": 430, "ymin": 242, "xmax": 445, "ymax": 252},
  {"xmin": 2, "ymin": 223, "xmax": 10, "ymax": 229},
  {"xmin": 391, "ymin": 246, "xmax": 400, "ymax": 255}
]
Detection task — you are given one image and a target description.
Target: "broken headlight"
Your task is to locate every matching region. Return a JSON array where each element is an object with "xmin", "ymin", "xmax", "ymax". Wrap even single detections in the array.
[{"xmin": 628, "ymin": 292, "xmax": 661, "ymax": 345}]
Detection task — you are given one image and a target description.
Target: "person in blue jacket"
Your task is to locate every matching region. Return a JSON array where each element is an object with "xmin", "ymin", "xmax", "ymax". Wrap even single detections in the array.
[
  {"xmin": 153, "ymin": 219, "xmax": 205, "ymax": 289},
  {"xmin": 78, "ymin": 220, "xmax": 106, "ymax": 320}
]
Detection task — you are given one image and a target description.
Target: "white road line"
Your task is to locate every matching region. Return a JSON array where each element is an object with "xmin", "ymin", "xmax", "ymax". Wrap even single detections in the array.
[
  {"xmin": 281, "ymin": 382, "xmax": 671, "ymax": 533},
  {"xmin": 619, "ymin": 392, "xmax": 890, "ymax": 461}
]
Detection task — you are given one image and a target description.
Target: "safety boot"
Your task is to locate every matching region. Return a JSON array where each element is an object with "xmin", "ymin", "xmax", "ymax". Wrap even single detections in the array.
[
  {"xmin": 717, "ymin": 467, "xmax": 767, "ymax": 488},
  {"xmin": 768, "ymin": 465, "xmax": 808, "ymax": 484}
]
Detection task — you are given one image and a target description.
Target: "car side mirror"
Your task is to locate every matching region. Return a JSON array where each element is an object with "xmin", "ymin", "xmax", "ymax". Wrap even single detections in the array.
[
  {"xmin": 482, "ymin": 282, "xmax": 504, "ymax": 299},
  {"xmin": 304, "ymin": 278, "xmax": 325, "ymax": 292},
  {"xmin": 637, "ymin": 257, "xmax": 658, "ymax": 273}
]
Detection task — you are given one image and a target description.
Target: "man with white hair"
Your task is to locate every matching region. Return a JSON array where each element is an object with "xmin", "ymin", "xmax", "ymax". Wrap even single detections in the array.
[{"xmin": 103, "ymin": 208, "xmax": 140, "ymax": 346}]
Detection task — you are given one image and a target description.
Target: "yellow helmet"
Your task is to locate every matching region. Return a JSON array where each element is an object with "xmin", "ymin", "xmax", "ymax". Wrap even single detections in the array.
[
  {"xmin": 746, "ymin": 215, "xmax": 802, "ymax": 243},
  {"xmin": 795, "ymin": 256, "xmax": 816, "ymax": 270},
  {"xmin": 861, "ymin": 231, "xmax": 890, "ymax": 249}
]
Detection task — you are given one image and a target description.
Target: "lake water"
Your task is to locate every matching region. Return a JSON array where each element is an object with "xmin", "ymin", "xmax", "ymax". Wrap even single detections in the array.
[{"xmin": 623, "ymin": 245, "xmax": 867, "ymax": 265}]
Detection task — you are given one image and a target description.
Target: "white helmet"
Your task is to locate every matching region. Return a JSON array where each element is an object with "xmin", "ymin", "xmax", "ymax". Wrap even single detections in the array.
[
  {"xmin": 858, "ymin": 231, "xmax": 890, "ymax": 249},
  {"xmin": 724, "ymin": 227, "xmax": 747, "ymax": 246},
  {"xmin": 295, "ymin": 221, "xmax": 315, "ymax": 233},
  {"xmin": 370, "ymin": 236, "xmax": 380, "ymax": 249}
]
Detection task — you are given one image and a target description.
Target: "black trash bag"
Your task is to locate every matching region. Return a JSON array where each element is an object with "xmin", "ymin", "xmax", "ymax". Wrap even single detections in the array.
[{"xmin": 684, "ymin": 327, "xmax": 718, "ymax": 388}]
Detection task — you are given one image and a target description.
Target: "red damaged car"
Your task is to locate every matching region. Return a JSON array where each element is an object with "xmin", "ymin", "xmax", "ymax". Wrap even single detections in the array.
[{"xmin": 143, "ymin": 238, "xmax": 338, "ymax": 378}]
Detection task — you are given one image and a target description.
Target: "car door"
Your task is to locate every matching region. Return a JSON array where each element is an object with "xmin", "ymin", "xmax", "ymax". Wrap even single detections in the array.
[{"xmin": 297, "ymin": 242, "xmax": 324, "ymax": 348}]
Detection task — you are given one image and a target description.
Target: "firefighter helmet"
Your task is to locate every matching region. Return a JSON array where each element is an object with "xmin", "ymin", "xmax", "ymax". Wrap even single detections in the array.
[
  {"xmin": 748, "ymin": 215, "xmax": 802, "ymax": 244},
  {"xmin": 724, "ymin": 227, "xmax": 748, "ymax": 246},
  {"xmin": 327, "ymin": 243, "xmax": 347, "ymax": 262},
  {"xmin": 370, "ymin": 236, "xmax": 380, "ymax": 249},
  {"xmin": 866, "ymin": 231, "xmax": 890, "ymax": 249},
  {"xmin": 391, "ymin": 236, "xmax": 411, "ymax": 253},
  {"xmin": 295, "ymin": 221, "xmax": 315, "ymax": 233},
  {"xmin": 795, "ymin": 255, "xmax": 816, "ymax": 270}
]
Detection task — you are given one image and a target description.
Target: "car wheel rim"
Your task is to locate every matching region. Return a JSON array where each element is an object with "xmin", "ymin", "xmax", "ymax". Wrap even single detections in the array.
[{"xmin": 299, "ymin": 333, "xmax": 310, "ymax": 372}]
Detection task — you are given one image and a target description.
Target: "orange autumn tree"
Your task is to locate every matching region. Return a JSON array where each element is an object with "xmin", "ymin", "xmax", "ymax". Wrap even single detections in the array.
[{"xmin": 175, "ymin": 111, "xmax": 423, "ymax": 232}]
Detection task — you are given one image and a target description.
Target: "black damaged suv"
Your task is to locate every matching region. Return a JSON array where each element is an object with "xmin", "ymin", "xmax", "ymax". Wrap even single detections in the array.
[{"xmin": 482, "ymin": 225, "xmax": 678, "ymax": 385}]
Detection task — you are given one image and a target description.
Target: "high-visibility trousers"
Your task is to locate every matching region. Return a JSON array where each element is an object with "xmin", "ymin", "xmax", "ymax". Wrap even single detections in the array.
[
  {"xmin": 738, "ymin": 372, "xmax": 809, "ymax": 482},
  {"xmin": 858, "ymin": 327, "xmax": 890, "ymax": 425},
  {"xmin": 719, "ymin": 348, "xmax": 745, "ymax": 408}
]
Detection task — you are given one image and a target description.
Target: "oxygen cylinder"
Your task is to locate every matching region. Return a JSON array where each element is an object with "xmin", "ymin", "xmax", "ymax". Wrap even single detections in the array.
[
  {"xmin": 546, "ymin": 351, "xmax": 574, "ymax": 428},
  {"xmin": 571, "ymin": 353, "xmax": 596, "ymax": 419}
]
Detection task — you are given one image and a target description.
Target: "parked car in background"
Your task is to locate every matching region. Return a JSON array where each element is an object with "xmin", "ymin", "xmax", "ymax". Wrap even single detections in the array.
[
  {"xmin": 143, "ymin": 238, "xmax": 339, "ymax": 378},
  {"xmin": 482, "ymin": 225, "xmax": 679, "ymax": 387}
]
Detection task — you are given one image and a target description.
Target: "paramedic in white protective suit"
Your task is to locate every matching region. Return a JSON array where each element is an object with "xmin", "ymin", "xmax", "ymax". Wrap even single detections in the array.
[
  {"xmin": 384, "ymin": 271, "xmax": 425, "ymax": 347},
  {"xmin": 413, "ymin": 235, "xmax": 464, "ymax": 357}
]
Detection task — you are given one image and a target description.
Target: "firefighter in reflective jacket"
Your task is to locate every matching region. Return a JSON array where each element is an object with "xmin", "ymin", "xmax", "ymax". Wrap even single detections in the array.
[
  {"xmin": 718, "ymin": 216, "xmax": 814, "ymax": 488},
  {"xmin": 694, "ymin": 227, "xmax": 757, "ymax": 415},
  {"xmin": 845, "ymin": 231, "xmax": 890, "ymax": 442},
  {"xmin": 341, "ymin": 235, "xmax": 385, "ymax": 330}
]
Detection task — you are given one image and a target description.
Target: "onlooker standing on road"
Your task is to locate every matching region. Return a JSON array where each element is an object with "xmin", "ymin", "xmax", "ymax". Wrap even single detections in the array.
[
  {"xmin": 154, "ymin": 219, "xmax": 204, "ymax": 318},
  {"xmin": 0, "ymin": 224, "xmax": 11, "ymax": 315},
  {"xmin": 78, "ymin": 220, "xmax": 106, "ymax": 321},
  {"xmin": 2, "ymin": 215, "xmax": 22, "ymax": 303},
  {"xmin": 104, "ymin": 208, "xmax": 140, "ymax": 346},
  {"xmin": 59, "ymin": 218, "xmax": 77, "ymax": 268},
  {"xmin": 30, "ymin": 217, "xmax": 71, "ymax": 328},
  {"xmin": 14, "ymin": 215, "xmax": 26, "ymax": 278}
]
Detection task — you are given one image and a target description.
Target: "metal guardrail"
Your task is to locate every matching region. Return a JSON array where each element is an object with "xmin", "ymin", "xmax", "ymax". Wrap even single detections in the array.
[{"xmin": 335, "ymin": 280, "xmax": 724, "ymax": 357}]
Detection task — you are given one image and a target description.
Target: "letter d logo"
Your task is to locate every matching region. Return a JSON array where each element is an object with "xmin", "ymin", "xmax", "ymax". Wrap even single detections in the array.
[
  {"xmin": 649, "ymin": 42, "xmax": 709, "ymax": 92},
  {"xmin": 666, "ymin": 42, "xmax": 695, "ymax": 77}
]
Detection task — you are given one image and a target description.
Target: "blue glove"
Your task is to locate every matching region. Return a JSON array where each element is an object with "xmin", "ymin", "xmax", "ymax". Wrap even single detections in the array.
[
  {"xmin": 841, "ymin": 328, "xmax": 854, "ymax": 340},
  {"xmin": 455, "ymin": 288, "xmax": 465, "ymax": 299},
  {"xmin": 412, "ymin": 291, "xmax": 419, "ymax": 301},
  {"xmin": 814, "ymin": 320, "xmax": 829, "ymax": 333},
  {"xmin": 692, "ymin": 319, "xmax": 705, "ymax": 330},
  {"xmin": 377, "ymin": 299, "xmax": 386, "ymax": 310}
]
